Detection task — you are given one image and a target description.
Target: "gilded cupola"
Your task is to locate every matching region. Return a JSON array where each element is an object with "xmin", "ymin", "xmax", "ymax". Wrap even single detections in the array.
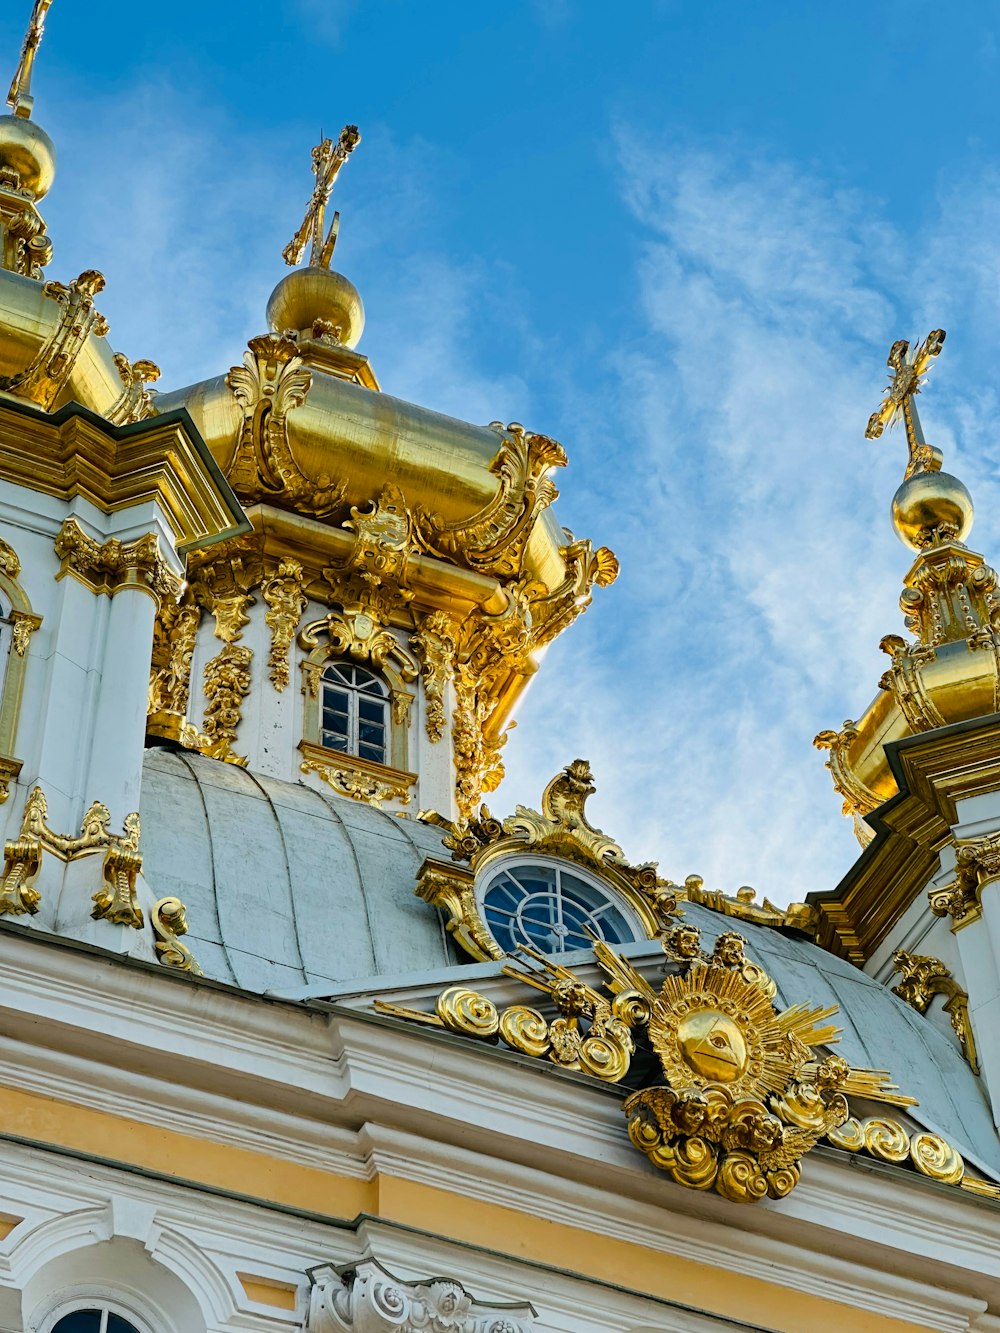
[
  {"xmin": 815, "ymin": 330, "xmax": 1000, "ymax": 841},
  {"xmin": 147, "ymin": 124, "xmax": 618, "ymax": 822}
]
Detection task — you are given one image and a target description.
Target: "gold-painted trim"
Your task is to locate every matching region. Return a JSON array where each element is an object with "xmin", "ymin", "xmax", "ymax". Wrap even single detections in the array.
[
  {"xmin": 0, "ymin": 535, "xmax": 40, "ymax": 803},
  {"xmin": 54, "ymin": 518, "xmax": 181, "ymax": 607},
  {"xmin": 299, "ymin": 740, "xmax": 416, "ymax": 807}
]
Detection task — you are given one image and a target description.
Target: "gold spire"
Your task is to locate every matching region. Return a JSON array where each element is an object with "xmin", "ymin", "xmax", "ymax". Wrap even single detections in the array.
[
  {"xmin": 282, "ymin": 126, "xmax": 361, "ymax": 270},
  {"xmin": 7, "ymin": 0, "xmax": 53, "ymax": 120}
]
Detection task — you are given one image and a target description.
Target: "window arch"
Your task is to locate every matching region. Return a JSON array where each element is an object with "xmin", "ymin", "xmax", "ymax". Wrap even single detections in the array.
[
  {"xmin": 481, "ymin": 856, "xmax": 642, "ymax": 956},
  {"xmin": 320, "ymin": 661, "xmax": 390, "ymax": 765}
]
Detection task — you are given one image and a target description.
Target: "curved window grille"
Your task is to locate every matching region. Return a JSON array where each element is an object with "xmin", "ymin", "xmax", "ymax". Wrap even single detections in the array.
[
  {"xmin": 482, "ymin": 861, "xmax": 639, "ymax": 955},
  {"xmin": 51, "ymin": 1312, "xmax": 142, "ymax": 1333},
  {"xmin": 321, "ymin": 661, "xmax": 390, "ymax": 765}
]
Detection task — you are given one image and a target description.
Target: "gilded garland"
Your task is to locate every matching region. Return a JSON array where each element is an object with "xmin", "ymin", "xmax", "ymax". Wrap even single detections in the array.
[{"xmin": 379, "ymin": 924, "xmax": 915, "ymax": 1204}]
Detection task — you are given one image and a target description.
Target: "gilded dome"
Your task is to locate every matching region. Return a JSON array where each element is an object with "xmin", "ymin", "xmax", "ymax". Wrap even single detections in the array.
[{"xmin": 0, "ymin": 112, "xmax": 55, "ymax": 200}]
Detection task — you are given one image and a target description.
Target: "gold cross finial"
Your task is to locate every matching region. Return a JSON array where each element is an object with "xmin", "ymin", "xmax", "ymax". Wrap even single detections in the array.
[
  {"xmin": 866, "ymin": 329, "xmax": 946, "ymax": 479},
  {"xmin": 7, "ymin": 0, "xmax": 54, "ymax": 119},
  {"xmin": 282, "ymin": 125, "xmax": 361, "ymax": 270}
]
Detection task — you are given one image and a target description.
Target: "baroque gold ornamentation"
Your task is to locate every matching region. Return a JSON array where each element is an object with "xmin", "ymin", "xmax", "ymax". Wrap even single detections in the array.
[
  {"xmin": 415, "ymin": 422, "xmax": 567, "ymax": 580},
  {"xmin": 282, "ymin": 126, "xmax": 360, "ymax": 270},
  {"xmin": 827, "ymin": 1115, "xmax": 965, "ymax": 1185},
  {"xmin": 380, "ymin": 926, "xmax": 914, "ymax": 1204},
  {"xmin": 0, "ymin": 270, "xmax": 108, "ymax": 411},
  {"xmin": 106, "ymin": 352, "xmax": 160, "ymax": 426},
  {"xmin": 418, "ymin": 760, "xmax": 677, "ymax": 960},
  {"xmin": 680, "ymin": 876, "xmax": 818, "ymax": 937},
  {"xmin": 262, "ymin": 559, "xmax": 307, "ymax": 691},
  {"xmin": 928, "ymin": 830, "xmax": 1000, "ymax": 929},
  {"xmin": 9, "ymin": 610, "xmax": 38, "ymax": 656},
  {"xmin": 53, "ymin": 518, "xmax": 181, "ymax": 606},
  {"xmin": 147, "ymin": 595, "xmax": 200, "ymax": 741},
  {"xmin": 151, "ymin": 896, "xmax": 204, "ymax": 976},
  {"xmin": 892, "ymin": 949, "xmax": 978, "ymax": 1072},
  {"xmin": 410, "ymin": 609, "xmax": 457, "ymax": 742},
  {"xmin": 226, "ymin": 334, "xmax": 347, "ymax": 515},
  {"xmin": 0, "ymin": 786, "xmax": 142, "ymax": 921},
  {"xmin": 0, "ymin": 538, "xmax": 21, "ymax": 578},
  {"xmin": 200, "ymin": 643, "xmax": 252, "ymax": 765},
  {"xmin": 299, "ymin": 740, "xmax": 415, "ymax": 806},
  {"xmin": 813, "ymin": 720, "xmax": 880, "ymax": 840}
]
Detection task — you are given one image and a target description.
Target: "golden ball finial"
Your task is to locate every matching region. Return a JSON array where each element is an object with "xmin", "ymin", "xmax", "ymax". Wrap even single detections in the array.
[
  {"xmin": 265, "ymin": 265, "xmax": 365, "ymax": 348},
  {"xmin": 891, "ymin": 470, "xmax": 974, "ymax": 550},
  {"xmin": 0, "ymin": 112, "xmax": 55, "ymax": 200}
]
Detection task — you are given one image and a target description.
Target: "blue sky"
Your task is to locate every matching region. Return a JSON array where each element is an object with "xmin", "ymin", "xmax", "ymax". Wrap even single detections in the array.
[{"xmin": 7, "ymin": 2, "xmax": 1000, "ymax": 902}]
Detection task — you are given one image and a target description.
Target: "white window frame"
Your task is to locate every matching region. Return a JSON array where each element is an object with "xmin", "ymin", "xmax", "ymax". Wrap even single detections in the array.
[{"xmin": 319, "ymin": 660, "xmax": 391, "ymax": 764}]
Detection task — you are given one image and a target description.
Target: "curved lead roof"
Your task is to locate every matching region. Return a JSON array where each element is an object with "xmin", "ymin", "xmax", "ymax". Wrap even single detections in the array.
[{"xmin": 139, "ymin": 749, "xmax": 999, "ymax": 1178}]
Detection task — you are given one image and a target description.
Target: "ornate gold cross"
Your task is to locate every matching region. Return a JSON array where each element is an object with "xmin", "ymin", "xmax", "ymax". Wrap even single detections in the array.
[
  {"xmin": 865, "ymin": 329, "xmax": 946, "ymax": 479},
  {"xmin": 282, "ymin": 125, "xmax": 361, "ymax": 270},
  {"xmin": 7, "ymin": 0, "xmax": 53, "ymax": 119}
]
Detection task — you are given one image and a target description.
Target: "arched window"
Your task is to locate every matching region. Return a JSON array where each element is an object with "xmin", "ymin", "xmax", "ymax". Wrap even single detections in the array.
[
  {"xmin": 49, "ymin": 1309, "xmax": 143, "ymax": 1333},
  {"xmin": 321, "ymin": 661, "xmax": 390, "ymax": 765},
  {"xmin": 481, "ymin": 858, "xmax": 641, "ymax": 955}
]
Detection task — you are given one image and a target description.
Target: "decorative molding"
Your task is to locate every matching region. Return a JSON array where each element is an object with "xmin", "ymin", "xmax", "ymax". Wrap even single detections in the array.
[
  {"xmin": 891, "ymin": 949, "xmax": 978, "ymax": 1072},
  {"xmin": 300, "ymin": 607, "xmax": 418, "ymax": 685},
  {"xmin": 262, "ymin": 559, "xmax": 308, "ymax": 691},
  {"xmin": 409, "ymin": 609, "xmax": 456, "ymax": 743},
  {"xmin": 299, "ymin": 740, "xmax": 415, "ymax": 807},
  {"xmin": 378, "ymin": 924, "xmax": 915, "ymax": 1205},
  {"xmin": 151, "ymin": 897, "xmax": 204, "ymax": 976},
  {"xmin": 307, "ymin": 1257, "xmax": 535, "ymax": 1333},
  {"xmin": 680, "ymin": 877, "xmax": 818, "ymax": 936},
  {"xmin": 418, "ymin": 760, "xmax": 678, "ymax": 960},
  {"xmin": 0, "ymin": 270, "xmax": 108, "ymax": 410},
  {"xmin": 54, "ymin": 518, "xmax": 181, "ymax": 606},
  {"xmin": 0, "ymin": 534, "xmax": 39, "ymax": 804},
  {"xmin": 0, "ymin": 787, "xmax": 142, "ymax": 920}
]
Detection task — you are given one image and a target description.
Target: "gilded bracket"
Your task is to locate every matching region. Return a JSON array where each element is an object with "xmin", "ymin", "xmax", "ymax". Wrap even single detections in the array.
[
  {"xmin": 106, "ymin": 352, "xmax": 160, "ymax": 426},
  {"xmin": 147, "ymin": 595, "xmax": 201, "ymax": 743},
  {"xmin": 299, "ymin": 740, "xmax": 415, "ymax": 807},
  {"xmin": 151, "ymin": 896, "xmax": 204, "ymax": 976},
  {"xmin": 891, "ymin": 949, "xmax": 978, "ymax": 1072}
]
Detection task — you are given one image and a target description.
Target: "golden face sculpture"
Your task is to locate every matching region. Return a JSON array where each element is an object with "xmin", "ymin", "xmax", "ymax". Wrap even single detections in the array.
[{"xmin": 677, "ymin": 1008, "xmax": 749, "ymax": 1083}]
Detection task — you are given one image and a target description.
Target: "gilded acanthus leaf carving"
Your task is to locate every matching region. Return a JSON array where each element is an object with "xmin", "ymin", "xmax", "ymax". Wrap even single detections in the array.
[
  {"xmin": 892, "ymin": 949, "xmax": 978, "ymax": 1072},
  {"xmin": 410, "ymin": 610, "xmax": 458, "ymax": 743},
  {"xmin": 199, "ymin": 643, "xmax": 252, "ymax": 765},
  {"xmin": 262, "ymin": 559, "xmax": 308, "ymax": 691},
  {"xmin": 147, "ymin": 596, "xmax": 200, "ymax": 726},
  {"xmin": 379, "ymin": 925, "xmax": 914, "ymax": 1204},
  {"xmin": 0, "ymin": 269, "xmax": 109, "ymax": 410},
  {"xmin": 226, "ymin": 334, "xmax": 344, "ymax": 515},
  {"xmin": 54, "ymin": 518, "xmax": 181, "ymax": 606}
]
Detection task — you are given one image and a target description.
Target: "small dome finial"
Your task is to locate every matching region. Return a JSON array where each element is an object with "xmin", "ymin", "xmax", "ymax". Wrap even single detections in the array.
[
  {"xmin": 267, "ymin": 126, "xmax": 365, "ymax": 348},
  {"xmin": 865, "ymin": 328, "xmax": 973, "ymax": 550}
]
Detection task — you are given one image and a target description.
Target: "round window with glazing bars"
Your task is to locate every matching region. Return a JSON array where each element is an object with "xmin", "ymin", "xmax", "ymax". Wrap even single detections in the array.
[{"xmin": 480, "ymin": 858, "xmax": 641, "ymax": 956}]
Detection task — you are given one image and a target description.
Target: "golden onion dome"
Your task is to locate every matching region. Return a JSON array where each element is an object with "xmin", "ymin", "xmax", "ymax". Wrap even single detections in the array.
[
  {"xmin": 0, "ymin": 111, "xmax": 55, "ymax": 200},
  {"xmin": 266, "ymin": 265, "xmax": 365, "ymax": 347}
]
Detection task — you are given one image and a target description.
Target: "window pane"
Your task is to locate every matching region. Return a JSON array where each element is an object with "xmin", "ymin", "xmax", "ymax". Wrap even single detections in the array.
[
  {"xmin": 322, "ymin": 709, "xmax": 349, "ymax": 733},
  {"xmin": 108, "ymin": 1316, "xmax": 142, "ymax": 1333},
  {"xmin": 321, "ymin": 733, "xmax": 350, "ymax": 753},
  {"xmin": 358, "ymin": 742, "xmax": 386, "ymax": 763},
  {"xmin": 52, "ymin": 1315, "xmax": 104, "ymax": 1333},
  {"xmin": 482, "ymin": 864, "xmax": 638, "ymax": 956},
  {"xmin": 358, "ymin": 696, "xmax": 385, "ymax": 722},
  {"xmin": 359, "ymin": 721, "xmax": 385, "ymax": 746}
]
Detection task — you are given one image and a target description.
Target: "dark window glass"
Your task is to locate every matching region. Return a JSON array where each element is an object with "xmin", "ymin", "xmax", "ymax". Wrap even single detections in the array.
[
  {"xmin": 52, "ymin": 1316, "xmax": 103, "ymax": 1333},
  {"xmin": 483, "ymin": 864, "xmax": 638, "ymax": 955},
  {"xmin": 320, "ymin": 662, "xmax": 390, "ymax": 765}
]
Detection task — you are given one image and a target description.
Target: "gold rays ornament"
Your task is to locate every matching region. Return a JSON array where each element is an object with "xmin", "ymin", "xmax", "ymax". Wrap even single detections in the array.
[{"xmin": 377, "ymin": 925, "xmax": 916, "ymax": 1204}]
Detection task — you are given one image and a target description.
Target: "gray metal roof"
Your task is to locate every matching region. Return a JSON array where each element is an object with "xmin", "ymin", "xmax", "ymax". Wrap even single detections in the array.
[
  {"xmin": 140, "ymin": 747, "xmax": 457, "ymax": 993},
  {"xmin": 139, "ymin": 748, "xmax": 1000, "ymax": 1178}
]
